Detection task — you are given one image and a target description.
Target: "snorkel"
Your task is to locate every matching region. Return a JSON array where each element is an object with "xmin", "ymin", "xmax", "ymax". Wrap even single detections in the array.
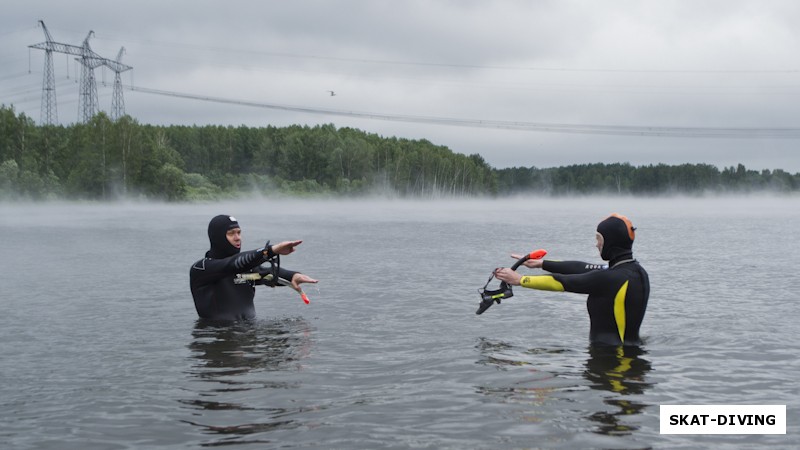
[{"xmin": 477, "ymin": 249, "xmax": 546, "ymax": 315}]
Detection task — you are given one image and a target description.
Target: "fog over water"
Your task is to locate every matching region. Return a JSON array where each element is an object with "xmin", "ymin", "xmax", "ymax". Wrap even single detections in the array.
[{"xmin": 1, "ymin": 196, "xmax": 798, "ymax": 449}]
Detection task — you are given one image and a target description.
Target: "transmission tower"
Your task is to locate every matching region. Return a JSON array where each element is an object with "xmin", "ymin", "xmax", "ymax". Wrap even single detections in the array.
[
  {"xmin": 77, "ymin": 31, "xmax": 101, "ymax": 123},
  {"xmin": 110, "ymin": 47, "xmax": 132, "ymax": 120},
  {"xmin": 29, "ymin": 20, "xmax": 133, "ymax": 124},
  {"xmin": 28, "ymin": 20, "xmax": 65, "ymax": 125}
]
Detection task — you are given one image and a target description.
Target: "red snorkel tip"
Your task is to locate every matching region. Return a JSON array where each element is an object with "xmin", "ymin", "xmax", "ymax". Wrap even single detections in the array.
[{"xmin": 529, "ymin": 249, "xmax": 547, "ymax": 260}]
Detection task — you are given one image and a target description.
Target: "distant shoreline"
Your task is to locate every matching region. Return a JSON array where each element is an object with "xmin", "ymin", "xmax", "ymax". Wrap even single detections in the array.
[{"xmin": 1, "ymin": 106, "xmax": 798, "ymax": 201}]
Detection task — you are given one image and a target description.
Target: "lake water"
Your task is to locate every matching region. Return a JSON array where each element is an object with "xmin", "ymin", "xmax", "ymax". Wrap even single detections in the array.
[{"xmin": 1, "ymin": 196, "xmax": 798, "ymax": 449}]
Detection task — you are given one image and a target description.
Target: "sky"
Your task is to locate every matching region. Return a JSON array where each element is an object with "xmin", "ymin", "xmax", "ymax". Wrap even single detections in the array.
[{"xmin": 2, "ymin": 0, "xmax": 800, "ymax": 172}]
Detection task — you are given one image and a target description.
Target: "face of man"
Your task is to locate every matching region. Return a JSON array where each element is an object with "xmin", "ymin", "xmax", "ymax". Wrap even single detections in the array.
[
  {"xmin": 595, "ymin": 232, "xmax": 604, "ymax": 255},
  {"xmin": 226, "ymin": 228, "xmax": 242, "ymax": 249}
]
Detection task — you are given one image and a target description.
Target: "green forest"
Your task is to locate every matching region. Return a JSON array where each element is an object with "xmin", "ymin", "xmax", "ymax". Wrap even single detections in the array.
[{"xmin": 1, "ymin": 105, "xmax": 798, "ymax": 200}]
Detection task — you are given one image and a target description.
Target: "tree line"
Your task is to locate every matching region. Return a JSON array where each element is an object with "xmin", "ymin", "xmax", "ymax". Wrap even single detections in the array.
[
  {"xmin": 1, "ymin": 105, "xmax": 798, "ymax": 200},
  {"xmin": 495, "ymin": 162, "xmax": 800, "ymax": 195}
]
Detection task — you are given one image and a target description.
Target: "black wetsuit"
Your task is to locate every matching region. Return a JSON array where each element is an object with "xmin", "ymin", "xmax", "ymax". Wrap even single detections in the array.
[
  {"xmin": 190, "ymin": 249, "xmax": 297, "ymax": 321},
  {"xmin": 520, "ymin": 255, "xmax": 649, "ymax": 346}
]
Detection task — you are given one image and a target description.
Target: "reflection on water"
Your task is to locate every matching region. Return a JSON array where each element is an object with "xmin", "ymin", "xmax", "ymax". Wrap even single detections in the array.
[
  {"xmin": 476, "ymin": 338, "xmax": 654, "ymax": 438},
  {"xmin": 474, "ymin": 337, "xmax": 579, "ymax": 428},
  {"xmin": 583, "ymin": 345, "xmax": 653, "ymax": 436},
  {"xmin": 180, "ymin": 318, "xmax": 313, "ymax": 446},
  {"xmin": 187, "ymin": 318, "xmax": 312, "ymax": 378}
]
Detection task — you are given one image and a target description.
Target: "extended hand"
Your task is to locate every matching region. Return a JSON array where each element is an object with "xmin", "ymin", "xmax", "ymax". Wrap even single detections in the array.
[
  {"xmin": 511, "ymin": 253, "xmax": 544, "ymax": 269},
  {"xmin": 272, "ymin": 240, "xmax": 303, "ymax": 255},
  {"xmin": 291, "ymin": 273, "xmax": 318, "ymax": 291},
  {"xmin": 494, "ymin": 267, "xmax": 522, "ymax": 286}
]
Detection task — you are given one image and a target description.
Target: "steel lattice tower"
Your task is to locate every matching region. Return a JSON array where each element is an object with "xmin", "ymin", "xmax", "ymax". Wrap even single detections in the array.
[
  {"xmin": 110, "ymin": 47, "xmax": 131, "ymax": 120},
  {"xmin": 29, "ymin": 21, "xmax": 59, "ymax": 125},
  {"xmin": 78, "ymin": 31, "xmax": 100, "ymax": 123},
  {"xmin": 40, "ymin": 44, "xmax": 57, "ymax": 125},
  {"xmin": 29, "ymin": 20, "xmax": 133, "ymax": 124}
]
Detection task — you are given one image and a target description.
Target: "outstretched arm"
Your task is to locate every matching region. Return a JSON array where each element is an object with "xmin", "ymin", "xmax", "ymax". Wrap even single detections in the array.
[
  {"xmin": 495, "ymin": 267, "xmax": 614, "ymax": 295},
  {"xmin": 193, "ymin": 249, "xmax": 276, "ymax": 286},
  {"xmin": 494, "ymin": 267, "xmax": 564, "ymax": 292},
  {"xmin": 543, "ymin": 260, "xmax": 606, "ymax": 274},
  {"xmin": 510, "ymin": 252, "xmax": 605, "ymax": 275}
]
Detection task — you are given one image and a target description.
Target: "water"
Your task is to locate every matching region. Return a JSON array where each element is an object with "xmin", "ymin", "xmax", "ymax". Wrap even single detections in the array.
[{"xmin": 1, "ymin": 196, "xmax": 798, "ymax": 449}]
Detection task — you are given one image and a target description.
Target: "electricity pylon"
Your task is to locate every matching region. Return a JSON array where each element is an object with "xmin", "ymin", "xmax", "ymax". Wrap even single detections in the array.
[
  {"xmin": 77, "ymin": 30, "xmax": 101, "ymax": 123},
  {"xmin": 28, "ymin": 20, "xmax": 68, "ymax": 125},
  {"xmin": 110, "ymin": 47, "xmax": 132, "ymax": 120},
  {"xmin": 29, "ymin": 20, "xmax": 133, "ymax": 124}
]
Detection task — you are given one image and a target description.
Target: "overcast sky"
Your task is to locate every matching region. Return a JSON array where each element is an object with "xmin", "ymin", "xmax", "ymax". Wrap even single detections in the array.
[{"xmin": 2, "ymin": 0, "xmax": 800, "ymax": 171}]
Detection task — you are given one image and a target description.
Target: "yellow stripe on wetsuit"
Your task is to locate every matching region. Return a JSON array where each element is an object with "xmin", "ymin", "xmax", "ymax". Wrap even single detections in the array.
[
  {"xmin": 614, "ymin": 281, "xmax": 629, "ymax": 343},
  {"xmin": 521, "ymin": 276, "xmax": 631, "ymax": 343},
  {"xmin": 519, "ymin": 275, "xmax": 565, "ymax": 291}
]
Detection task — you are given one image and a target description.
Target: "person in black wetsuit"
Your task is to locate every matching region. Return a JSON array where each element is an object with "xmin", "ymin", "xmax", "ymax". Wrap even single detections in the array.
[
  {"xmin": 494, "ymin": 213, "xmax": 649, "ymax": 346},
  {"xmin": 190, "ymin": 215, "xmax": 317, "ymax": 321}
]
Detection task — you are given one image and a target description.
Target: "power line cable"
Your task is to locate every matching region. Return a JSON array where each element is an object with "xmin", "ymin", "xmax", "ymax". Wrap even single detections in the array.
[
  {"xmin": 90, "ymin": 34, "xmax": 800, "ymax": 74},
  {"xmin": 127, "ymin": 85, "xmax": 800, "ymax": 138}
]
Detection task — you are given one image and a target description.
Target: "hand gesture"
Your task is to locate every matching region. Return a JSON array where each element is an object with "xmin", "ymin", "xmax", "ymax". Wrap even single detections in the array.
[
  {"xmin": 272, "ymin": 240, "xmax": 303, "ymax": 255},
  {"xmin": 290, "ymin": 273, "xmax": 318, "ymax": 292}
]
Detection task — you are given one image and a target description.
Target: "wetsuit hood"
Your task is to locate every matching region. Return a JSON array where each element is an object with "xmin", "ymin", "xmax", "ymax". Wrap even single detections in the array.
[
  {"xmin": 597, "ymin": 213, "xmax": 635, "ymax": 262},
  {"xmin": 206, "ymin": 215, "xmax": 241, "ymax": 259}
]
